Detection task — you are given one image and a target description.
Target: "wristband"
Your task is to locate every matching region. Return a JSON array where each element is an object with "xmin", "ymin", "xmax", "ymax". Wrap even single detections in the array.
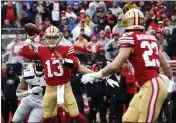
[
  {"xmin": 63, "ymin": 58, "xmax": 74, "ymax": 68},
  {"xmin": 95, "ymin": 71, "xmax": 103, "ymax": 79}
]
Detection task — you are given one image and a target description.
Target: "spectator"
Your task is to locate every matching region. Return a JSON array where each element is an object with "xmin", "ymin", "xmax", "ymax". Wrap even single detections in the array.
[
  {"xmin": 62, "ymin": 24, "xmax": 69, "ymax": 33},
  {"xmin": 72, "ymin": 2, "xmax": 81, "ymax": 16},
  {"xmin": 104, "ymin": 32, "xmax": 119, "ymax": 61},
  {"xmin": 51, "ymin": 1, "xmax": 60, "ymax": 26},
  {"xmin": 109, "ymin": 1, "xmax": 122, "ymax": 17},
  {"xmin": 2, "ymin": 63, "xmax": 7, "ymax": 77},
  {"xmin": 68, "ymin": 17, "xmax": 77, "ymax": 32},
  {"xmin": 74, "ymin": 33, "xmax": 89, "ymax": 52},
  {"xmin": 78, "ymin": 9, "xmax": 86, "ymax": 23},
  {"xmin": 20, "ymin": 11, "xmax": 33, "ymax": 26},
  {"xmin": 42, "ymin": 17, "xmax": 52, "ymax": 31},
  {"xmin": 97, "ymin": 16, "xmax": 106, "ymax": 31},
  {"xmin": 36, "ymin": 0, "xmax": 46, "ymax": 22},
  {"xmin": 123, "ymin": 1, "xmax": 137, "ymax": 10},
  {"xmin": 1, "ymin": 63, "xmax": 7, "ymax": 123},
  {"xmin": 93, "ymin": 25, "xmax": 100, "ymax": 38},
  {"xmin": 86, "ymin": 2, "xmax": 96, "ymax": 20},
  {"xmin": 2, "ymin": 19, "xmax": 13, "ymax": 34},
  {"xmin": 1, "ymin": 66, "xmax": 20, "ymax": 123},
  {"xmin": 6, "ymin": 34, "xmax": 23, "ymax": 75},
  {"xmin": 157, "ymin": 21, "xmax": 166, "ymax": 34},
  {"xmin": 104, "ymin": 25, "xmax": 112, "ymax": 40},
  {"xmin": 66, "ymin": 5, "xmax": 77, "ymax": 20},
  {"xmin": 63, "ymin": 31, "xmax": 73, "ymax": 44},
  {"xmin": 107, "ymin": 70, "xmax": 126, "ymax": 123},
  {"xmin": 99, "ymin": 30, "xmax": 109, "ymax": 46},
  {"xmin": 60, "ymin": 10, "xmax": 66, "ymax": 19},
  {"xmin": 86, "ymin": 33, "xmax": 104, "ymax": 54},
  {"xmin": 170, "ymin": 14, "xmax": 176, "ymax": 27},
  {"xmin": 107, "ymin": 14, "xmax": 117, "ymax": 31},
  {"xmin": 2, "ymin": 1, "xmax": 17, "ymax": 25},
  {"xmin": 35, "ymin": 17, "xmax": 44, "ymax": 42},
  {"xmin": 59, "ymin": 16, "xmax": 68, "ymax": 31},
  {"xmin": 71, "ymin": 19, "xmax": 91, "ymax": 41},
  {"xmin": 164, "ymin": 29, "xmax": 173, "ymax": 58},
  {"xmin": 71, "ymin": 71, "xmax": 85, "ymax": 115},
  {"xmin": 85, "ymin": 15, "xmax": 94, "ymax": 31},
  {"xmin": 121, "ymin": 62, "xmax": 136, "ymax": 109},
  {"xmin": 87, "ymin": 64, "xmax": 108, "ymax": 123}
]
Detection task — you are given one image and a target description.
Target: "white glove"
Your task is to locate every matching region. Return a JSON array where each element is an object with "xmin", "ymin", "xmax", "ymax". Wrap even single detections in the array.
[
  {"xmin": 28, "ymin": 86, "xmax": 43, "ymax": 94},
  {"xmin": 81, "ymin": 72, "xmax": 103, "ymax": 84},
  {"xmin": 107, "ymin": 79, "xmax": 119, "ymax": 88}
]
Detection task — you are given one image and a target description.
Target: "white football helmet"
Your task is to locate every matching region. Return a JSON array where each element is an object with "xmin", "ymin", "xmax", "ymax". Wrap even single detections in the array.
[
  {"xmin": 45, "ymin": 26, "xmax": 62, "ymax": 48},
  {"xmin": 123, "ymin": 9, "xmax": 145, "ymax": 30}
]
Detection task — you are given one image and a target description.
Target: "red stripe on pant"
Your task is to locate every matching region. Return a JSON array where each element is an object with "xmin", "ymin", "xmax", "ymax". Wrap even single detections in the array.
[
  {"xmin": 146, "ymin": 78, "xmax": 159, "ymax": 122},
  {"xmin": 151, "ymin": 78, "xmax": 160, "ymax": 121}
]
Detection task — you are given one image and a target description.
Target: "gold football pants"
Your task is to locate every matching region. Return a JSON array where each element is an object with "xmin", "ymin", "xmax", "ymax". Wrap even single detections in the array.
[
  {"xmin": 42, "ymin": 82, "xmax": 79, "ymax": 118},
  {"xmin": 123, "ymin": 77, "xmax": 168, "ymax": 122}
]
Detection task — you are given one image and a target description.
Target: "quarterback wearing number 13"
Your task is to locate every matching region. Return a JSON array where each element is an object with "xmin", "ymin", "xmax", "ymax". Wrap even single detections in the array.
[
  {"xmin": 81, "ymin": 9, "xmax": 173, "ymax": 122},
  {"xmin": 21, "ymin": 26, "xmax": 92, "ymax": 123}
]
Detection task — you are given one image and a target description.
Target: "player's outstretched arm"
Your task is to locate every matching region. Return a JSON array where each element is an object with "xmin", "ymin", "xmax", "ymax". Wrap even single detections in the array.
[
  {"xmin": 81, "ymin": 47, "xmax": 132, "ymax": 84},
  {"xmin": 98, "ymin": 47, "xmax": 133, "ymax": 77},
  {"xmin": 159, "ymin": 50, "xmax": 173, "ymax": 79},
  {"xmin": 77, "ymin": 65, "xmax": 93, "ymax": 74}
]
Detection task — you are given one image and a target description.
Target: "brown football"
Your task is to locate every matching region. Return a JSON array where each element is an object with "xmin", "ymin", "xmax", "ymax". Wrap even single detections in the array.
[{"xmin": 24, "ymin": 23, "xmax": 40, "ymax": 36}]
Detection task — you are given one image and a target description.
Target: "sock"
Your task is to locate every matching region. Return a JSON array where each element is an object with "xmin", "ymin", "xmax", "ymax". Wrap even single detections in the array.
[
  {"xmin": 58, "ymin": 107, "xmax": 72, "ymax": 123},
  {"xmin": 41, "ymin": 117, "xmax": 53, "ymax": 123},
  {"xmin": 52, "ymin": 116, "xmax": 58, "ymax": 123},
  {"xmin": 73, "ymin": 113, "xmax": 86, "ymax": 123}
]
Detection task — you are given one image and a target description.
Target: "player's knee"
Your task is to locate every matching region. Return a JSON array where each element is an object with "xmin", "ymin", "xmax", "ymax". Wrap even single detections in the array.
[
  {"xmin": 68, "ymin": 109, "xmax": 79, "ymax": 117},
  {"xmin": 122, "ymin": 109, "xmax": 138, "ymax": 122}
]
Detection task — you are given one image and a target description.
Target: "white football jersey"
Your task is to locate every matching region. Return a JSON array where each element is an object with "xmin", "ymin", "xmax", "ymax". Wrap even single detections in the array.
[{"xmin": 22, "ymin": 67, "xmax": 46, "ymax": 107}]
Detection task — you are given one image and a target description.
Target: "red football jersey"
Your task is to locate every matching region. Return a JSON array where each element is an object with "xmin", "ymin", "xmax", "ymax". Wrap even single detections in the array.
[
  {"xmin": 118, "ymin": 31, "xmax": 160, "ymax": 86},
  {"xmin": 21, "ymin": 45, "xmax": 80, "ymax": 86}
]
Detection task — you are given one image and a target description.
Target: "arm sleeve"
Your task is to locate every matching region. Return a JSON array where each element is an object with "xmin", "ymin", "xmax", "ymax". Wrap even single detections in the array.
[
  {"xmin": 66, "ymin": 46, "xmax": 80, "ymax": 71},
  {"xmin": 118, "ymin": 32, "xmax": 135, "ymax": 48},
  {"xmin": 20, "ymin": 45, "xmax": 40, "ymax": 60}
]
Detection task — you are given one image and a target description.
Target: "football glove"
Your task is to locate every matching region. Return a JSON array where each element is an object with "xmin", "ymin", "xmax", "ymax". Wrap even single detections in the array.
[
  {"xmin": 106, "ymin": 79, "xmax": 119, "ymax": 88},
  {"xmin": 81, "ymin": 72, "xmax": 103, "ymax": 84}
]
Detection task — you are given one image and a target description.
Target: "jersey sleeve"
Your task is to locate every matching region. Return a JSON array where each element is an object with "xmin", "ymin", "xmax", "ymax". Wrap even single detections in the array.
[
  {"xmin": 20, "ymin": 45, "xmax": 40, "ymax": 60},
  {"xmin": 118, "ymin": 32, "xmax": 135, "ymax": 48},
  {"xmin": 66, "ymin": 46, "xmax": 80, "ymax": 71}
]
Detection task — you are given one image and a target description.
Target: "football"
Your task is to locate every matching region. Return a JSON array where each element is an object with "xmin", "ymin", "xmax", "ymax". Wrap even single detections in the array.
[{"xmin": 24, "ymin": 23, "xmax": 40, "ymax": 36}]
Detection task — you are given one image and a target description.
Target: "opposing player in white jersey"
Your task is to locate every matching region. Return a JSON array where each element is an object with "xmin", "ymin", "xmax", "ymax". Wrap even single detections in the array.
[{"xmin": 12, "ymin": 60, "xmax": 46, "ymax": 122}]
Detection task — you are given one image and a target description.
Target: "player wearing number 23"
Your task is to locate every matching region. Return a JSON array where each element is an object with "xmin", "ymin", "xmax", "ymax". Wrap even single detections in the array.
[
  {"xmin": 21, "ymin": 26, "xmax": 92, "ymax": 123},
  {"xmin": 81, "ymin": 9, "xmax": 173, "ymax": 122}
]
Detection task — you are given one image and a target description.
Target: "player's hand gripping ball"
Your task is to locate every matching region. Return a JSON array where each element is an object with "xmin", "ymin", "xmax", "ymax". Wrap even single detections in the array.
[{"xmin": 24, "ymin": 23, "xmax": 40, "ymax": 36}]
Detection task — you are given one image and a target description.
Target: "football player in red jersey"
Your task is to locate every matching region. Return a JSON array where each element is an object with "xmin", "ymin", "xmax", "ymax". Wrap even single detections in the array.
[
  {"xmin": 21, "ymin": 26, "xmax": 93, "ymax": 123},
  {"xmin": 81, "ymin": 9, "xmax": 173, "ymax": 122}
]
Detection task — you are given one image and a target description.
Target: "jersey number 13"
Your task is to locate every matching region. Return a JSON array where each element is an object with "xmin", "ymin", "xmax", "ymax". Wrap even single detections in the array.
[{"xmin": 45, "ymin": 60, "xmax": 64, "ymax": 77}]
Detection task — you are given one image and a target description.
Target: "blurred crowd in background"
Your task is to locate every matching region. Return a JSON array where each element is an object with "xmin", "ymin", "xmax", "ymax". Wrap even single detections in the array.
[{"xmin": 1, "ymin": 0, "xmax": 176, "ymax": 123}]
